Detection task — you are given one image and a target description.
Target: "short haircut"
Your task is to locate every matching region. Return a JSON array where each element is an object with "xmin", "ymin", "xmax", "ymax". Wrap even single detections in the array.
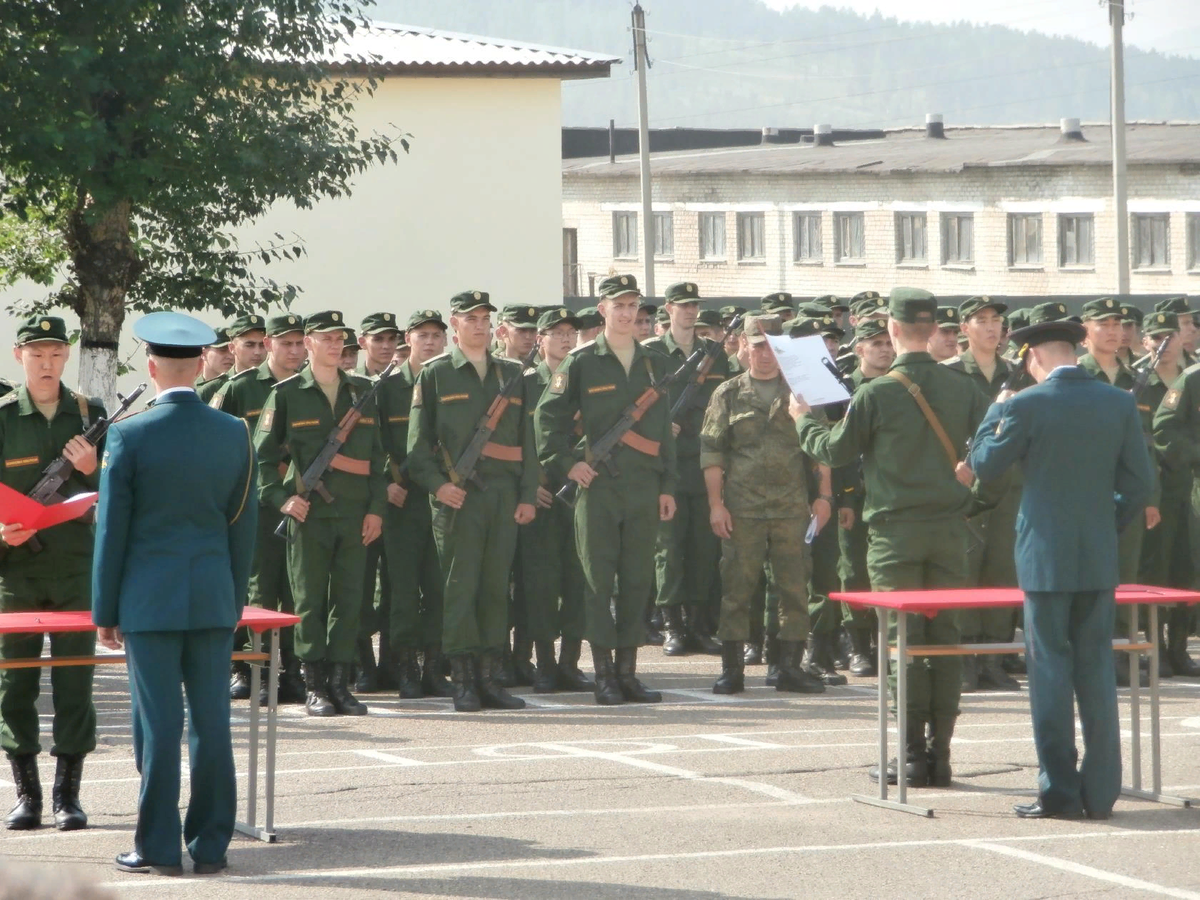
[{"xmin": 895, "ymin": 320, "xmax": 935, "ymax": 342}]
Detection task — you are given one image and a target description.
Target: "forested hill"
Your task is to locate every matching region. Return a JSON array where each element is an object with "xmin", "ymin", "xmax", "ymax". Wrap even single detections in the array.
[{"xmin": 371, "ymin": 0, "xmax": 1200, "ymax": 129}]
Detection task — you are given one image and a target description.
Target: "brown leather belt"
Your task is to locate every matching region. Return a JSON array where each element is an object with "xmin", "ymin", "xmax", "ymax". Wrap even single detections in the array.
[
  {"xmin": 329, "ymin": 453, "xmax": 371, "ymax": 476},
  {"xmin": 481, "ymin": 442, "xmax": 523, "ymax": 462},
  {"xmin": 619, "ymin": 431, "xmax": 660, "ymax": 457}
]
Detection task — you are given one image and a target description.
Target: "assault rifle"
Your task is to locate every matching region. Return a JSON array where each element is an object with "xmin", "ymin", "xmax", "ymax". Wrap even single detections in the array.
[
  {"xmin": 669, "ymin": 315, "xmax": 743, "ymax": 424},
  {"xmin": 556, "ymin": 346, "xmax": 706, "ymax": 508},
  {"xmin": 275, "ymin": 362, "xmax": 396, "ymax": 541},
  {"xmin": 1131, "ymin": 334, "xmax": 1173, "ymax": 400},
  {"xmin": 26, "ymin": 382, "xmax": 148, "ymax": 553},
  {"xmin": 433, "ymin": 344, "xmax": 540, "ymax": 532}
]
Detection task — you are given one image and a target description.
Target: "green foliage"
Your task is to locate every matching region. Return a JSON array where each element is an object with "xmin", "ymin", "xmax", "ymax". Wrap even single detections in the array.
[
  {"xmin": 374, "ymin": 0, "xmax": 1200, "ymax": 128},
  {"xmin": 0, "ymin": 1, "xmax": 404, "ymax": 318}
]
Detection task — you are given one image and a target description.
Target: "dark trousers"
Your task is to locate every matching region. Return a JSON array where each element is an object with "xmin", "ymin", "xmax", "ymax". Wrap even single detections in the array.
[
  {"xmin": 385, "ymin": 496, "xmax": 444, "ymax": 651},
  {"xmin": 125, "ymin": 628, "xmax": 236, "ymax": 867},
  {"xmin": 1024, "ymin": 591, "xmax": 1121, "ymax": 817}
]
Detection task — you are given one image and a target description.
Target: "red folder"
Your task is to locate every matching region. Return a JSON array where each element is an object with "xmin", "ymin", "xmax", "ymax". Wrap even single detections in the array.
[{"xmin": 0, "ymin": 483, "xmax": 98, "ymax": 531}]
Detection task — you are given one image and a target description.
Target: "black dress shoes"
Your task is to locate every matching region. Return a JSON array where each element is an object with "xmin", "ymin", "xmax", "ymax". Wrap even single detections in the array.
[
  {"xmin": 1013, "ymin": 800, "xmax": 1085, "ymax": 820},
  {"xmin": 114, "ymin": 850, "xmax": 184, "ymax": 876},
  {"xmin": 193, "ymin": 857, "xmax": 229, "ymax": 875}
]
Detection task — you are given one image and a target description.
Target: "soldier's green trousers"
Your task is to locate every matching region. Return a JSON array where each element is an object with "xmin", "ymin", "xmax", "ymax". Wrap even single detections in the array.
[
  {"xmin": 807, "ymin": 515, "xmax": 842, "ymax": 634},
  {"xmin": 243, "ymin": 508, "xmax": 295, "ymax": 656},
  {"xmin": 518, "ymin": 500, "xmax": 587, "ymax": 643},
  {"xmin": 0, "ymin": 571, "xmax": 96, "ymax": 757},
  {"xmin": 432, "ymin": 481, "xmax": 519, "ymax": 656},
  {"xmin": 838, "ymin": 509, "xmax": 873, "ymax": 627},
  {"xmin": 1115, "ymin": 513, "xmax": 1146, "ymax": 636},
  {"xmin": 867, "ymin": 519, "xmax": 967, "ymax": 721},
  {"xmin": 287, "ymin": 514, "xmax": 367, "ymax": 664},
  {"xmin": 357, "ymin": 538, "xmax": 389, "ymax": 643},
  {"xmin": 718, "ymin": 516, "xmax": 811, "ymax": 642},
  {"xmin": 384, "ymin": 493, "xmax": 443, "ymax": 651},
  {"xmin": 960, "ymin": 487, "xmax": 1020, "ymax": 641},
  {"xmin": 654, "ymin": 489, "xmax": 720, "ymax": 620},
  {"xmin": 575, "ymin": 477, "xmax": 659, "ymax": 650}
]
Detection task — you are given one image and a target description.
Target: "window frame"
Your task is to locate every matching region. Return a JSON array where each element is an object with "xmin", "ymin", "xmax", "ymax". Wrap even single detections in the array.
[
  {"xmin": 1132, "ymin": 213, "xmax": 1171, "ymax": 271},
  {"xmin": 612, "ymin": 211, "xmax": 638, "ymax": 260},
  {"xmin": 833, "ymin": 211, "xmax": 866, "ymax": 264},
  {"xmin": 736, "ymin": 211, "xmax": 766, "ymax": 262},
  {"xmin": 653, "ymin": 211, "xmax": 674, "ymax": 260},
  {"xmin": 792, "ymin": 212, "xmax": 823, "ymax": 264},
  {"xmin": 1058, "ymin": 213, "xmax": 1095, "ymax": 269},
  {"xmin": 699, "ymin": 211, "xmax": 727, "ymax": 261},
  {"xmin": 1008, "ymin": 213, "xmax": 1043, "ymax": 267},
  {"xmin": 941, "ymin": 213, "xmax": 974, "ymax": 266},
  {"xmin": 895, "ymin": 212, "xmax": 928, "ymax": 264}
]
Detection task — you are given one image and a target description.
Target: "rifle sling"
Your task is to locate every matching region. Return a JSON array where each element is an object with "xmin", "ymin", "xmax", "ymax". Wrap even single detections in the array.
[
  {"xmin": 884, "ymin": 370, "xmax": 958, "ymax": 469},
  {"xmin": 75, "ymin": 394, "xmax": 90, "ymax": 430}
]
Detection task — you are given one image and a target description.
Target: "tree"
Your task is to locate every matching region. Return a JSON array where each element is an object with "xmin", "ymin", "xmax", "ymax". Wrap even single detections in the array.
[{"xmin": 0, "ymin": 1, "xmax": 403, "ymax": 400}]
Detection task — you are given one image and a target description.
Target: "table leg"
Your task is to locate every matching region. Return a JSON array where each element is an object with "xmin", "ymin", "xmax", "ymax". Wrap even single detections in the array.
[
  {"xmin": 264, "ymin": 629, "xmax": 280, "ymax": 841},
  {"xmin": 1128, "ymin": 606, "xmax": 1141, "ymax": 794},
  {"xmin": 878, "ymin": 611, "xmax": 888, "ymax": 801},
  {"xmin": 235, "ymin": 631, "xmax": 281, "ymax": 840}
]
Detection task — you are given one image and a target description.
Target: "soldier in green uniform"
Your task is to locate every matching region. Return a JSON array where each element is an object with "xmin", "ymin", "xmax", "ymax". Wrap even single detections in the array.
[
  {"xmin": 760, "ymin": 292, "xmax": 796, "ymax": 323},
  {"xmin": 519, "ymin": 307, "xmax": 593, "ymax": 693},
  {"xmin": 211, "ymin": 312, "xmax": 307, "ymax": 706},
  {"xmin": 254, "ymin": 310, "xmax": 387, "ymax": 717},
  {"xmin": 1156, "ymin": 297, "xmax": 1197, "ymax": 364},
  {"xmin": 796, "ymin": 288, "xmax": 989, "ymax": 787},
  {"xmin": 0, "ymin": 316, "xmax": 105, "ymax": 832},
  {"xmin": 379, "ymin": 310, "xmax": 452, "ymax": 698},
  {"xmin": 1119, "ymin": 305, "xmax": 1144, "ymax": 369},
  {"xmin": 576, "ymin": 307, "xmax": 604, "ymax": 345},
  {"xmin": 701, "ymin": 314, "xmax": 828, "ymax": 694},
  {"xmin": 198, "ymin": 314, "xmax": 265, "ymax": 403},
  {"xmin": 339, "ymin": 329, "xmax": 360, "ymax": 371},
  {"xmin": 694, "ymin": 308, "xmax": 724, "ymax": 345},
  {"xmin": 352, "ymin": 311, "xmax": 402, "ymax": 693},
  {"xmin": 644, "ymin": 281, "xmax": 730, "ymax": 656},
  {"xmin": 195, "ymin": 327, "xmax": 232, "ymax": 394},
  {"xmin": 536, "ymin": 274, "xmax": 677, "ymax": 705},
  {"xmin": 406, "ymin": 292, "xmax": 538, "ymax": 712},
  {"xmin": 928, "ymin": 307, "xmax": 961, "ymax": 362},
  {"xmin": 943, "ymin": 296, "xmax": 1021, "ymax": 692},
  {"xmin": 392, "ymin": 332, "xmax": 411, "ymax": 368}
]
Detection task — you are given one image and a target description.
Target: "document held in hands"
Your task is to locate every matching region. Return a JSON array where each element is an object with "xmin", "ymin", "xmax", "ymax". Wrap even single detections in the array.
[
  {"xmin": 0, "ymin": 483, "xmax": 98, "ymax": 532},
  {"xmin": 764, "ymin": 334, "xmax": 851, "ymax": 407}
]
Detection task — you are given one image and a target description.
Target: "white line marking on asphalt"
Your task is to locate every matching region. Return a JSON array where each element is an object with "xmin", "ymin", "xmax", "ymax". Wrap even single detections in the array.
[
  {"xmin": 967, "ymin": 840, "xmax": 1200, "ymax": 899},
  {"xmin": 353, "ymin": 749, "xmax": 424, "ymax": 766},
  {"xmin": 697, "ymin": 734, "xmax": 785, "ymax": 749}
]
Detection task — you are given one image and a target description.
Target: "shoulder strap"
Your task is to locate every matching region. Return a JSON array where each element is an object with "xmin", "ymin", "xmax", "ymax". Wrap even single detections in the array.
[
  {"xmin": 75, "ymin": 392, "xmax": 90, "ymax": 429},
  {"xmin": 884, "ymin": 370, "xmax": 958, "ymax": 468}
]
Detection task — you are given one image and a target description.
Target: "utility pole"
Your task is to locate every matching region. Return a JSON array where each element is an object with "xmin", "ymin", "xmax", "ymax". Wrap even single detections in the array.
[
  {"xmin": 632, "ymin": 3, "xmax": 655, "ymax": 298},
  {"xmin": 1110, "ymin": 0, "xmax": 1130, "ymax": 294}
]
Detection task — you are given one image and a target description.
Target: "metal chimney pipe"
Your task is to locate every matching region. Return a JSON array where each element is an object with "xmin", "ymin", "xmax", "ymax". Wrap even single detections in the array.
[
  {"xmin": 813, "ymin": 123, "xmax": 834, "ymax": 146},
  {"xmin": 1060, "ymin": 117, "xmax": 1085, "ymax": 141},
  {"xmin": 926, "ymin": 113, "xmax": 945, "ymax": 139}
]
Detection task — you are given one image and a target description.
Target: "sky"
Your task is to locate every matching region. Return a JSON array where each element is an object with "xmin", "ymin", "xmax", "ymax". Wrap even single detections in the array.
[{"xmin": 762, "ymin": 0, "xmax": 1200, "ymax": 59}]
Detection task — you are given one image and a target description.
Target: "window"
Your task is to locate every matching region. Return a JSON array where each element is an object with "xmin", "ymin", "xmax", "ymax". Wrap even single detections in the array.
[
  {"xmin": 896, "ymin": 213, "xmax": 927, "ymax": 263},
  {"xmin": 699, "ymin": 212, "xmax": 726, "ymax": 260},
  {"xmin": 1059, "ymin": 214, "xmax": 1094, "ymax": 267},
  {"xmin": 793, "ymin": 212, "xmax": 822, "ymax": 263},
  {"xmin": 1132, "ymin": 214, "xmax": 1170, "ymax": 270},
  {"xmin": 942, "ymin": 213, "xmax": 974, "ymax": 265},
  {"xmin": 1008, "ymin": 214, "xmax": 1043, "ymax": 266},
  {"xmin": 834, "ymin": 212, "xmax": 865, "ymax": 262},
  {"xmin": 612, "ymin": 212, "xmax": 637, "ymax": 259},
  {"xmin": 737, "ymin": 212, "xmax": 765, "ymax": 261},
  {"xmin": 1189, "ymin": 214, "xmax": 1200, "ymax": 270},
  {"xmin": 653, "ymin": 212, "xmax": 673, "ymax": 259}
]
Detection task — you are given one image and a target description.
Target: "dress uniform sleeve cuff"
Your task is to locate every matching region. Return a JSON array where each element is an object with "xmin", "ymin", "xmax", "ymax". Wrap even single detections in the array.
[{"xmin": 698, "ymin": 451, "xmax": 724, "ymax": 471}]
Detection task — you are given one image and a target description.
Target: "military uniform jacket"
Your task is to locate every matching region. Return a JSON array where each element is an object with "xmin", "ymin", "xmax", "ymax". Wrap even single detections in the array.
[
  {"xmin": 524, "ymin": 360, "xmax": 559, "ymax": 491},
  {"xmin": 377, "ymin": 358, "xmax": 421, "ymax": 492},
  {"xmin": 1153, "ymin": 363, "xmax": 1200, "ymax": 477},
  {"xmin": 196, "ymin": 372, "xmax": 228, "ymax": 404},
  {"xmin": 1080, "ymin": 352, "xmax": 1160, "ymax": 506},
  {"xmin": 642, "ymin": 331, "xmax": 731, "ymax": 493},
  {"xmin": 798, "ymin": 351, "xmax": 988, "ymax": 524},
  {"xmin": 254, "ymin": 368, "xmax": 387, "ymax": 519},
  {"xmin": 406, "ymin": 347, "xmax": 538, "ymax": 505},
  {"xmin": 831, "ymin": 367, "xmax": 874, "ymax": 513},
  {"xmin": 0, "ymin": 385, "xmax": 106, "ymax": 576},
  {"xmin": 942, "ymin": 350, "xmax": 1011, "ymax": 399},
  {"xmin": 211, "ymin": 361, "xmax": 289, "ymax": 505},
  {"xmin": 535, "ymin": 334, "xmax": 678, "ymax": 496},
  {"xmin": 700, "ymin": 373, "xmax": 809, "ymax": 519}
]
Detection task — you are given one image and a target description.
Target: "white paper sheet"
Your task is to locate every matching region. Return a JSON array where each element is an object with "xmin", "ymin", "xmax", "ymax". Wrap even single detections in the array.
[{"xmin": 763, "ymin": 334, "xmax": 852, "ymax": 407}]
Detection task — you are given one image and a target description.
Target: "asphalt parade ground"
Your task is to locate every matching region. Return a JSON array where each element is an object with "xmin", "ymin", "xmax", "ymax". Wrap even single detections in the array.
[{"xmin": 5, "ymin": 647, "xmax": 1200, "ymax": 900}]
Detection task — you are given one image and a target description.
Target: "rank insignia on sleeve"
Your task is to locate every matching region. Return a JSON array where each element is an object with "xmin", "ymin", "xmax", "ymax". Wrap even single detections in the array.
[
  {"xmin": 411, "ymin": 383, "xmax": 422, "ymax": 408},
  {"xmin": 995, "ymin": 417, "xmax": 1005, "ymax": 435},
  {"xmin": 101, "ymin": 451, "xmax": 109, "ymax": 471},
  {"xmin": 260, "ymin": 408, "xmax": 274, "ymax": 431},
  {"xmin": 1163, "ymin": 389, "xmax": 1181, "ymax": 410},
  {"xmin": 550, "ymin": 371, "xmax": 568, "ymax": 394}
]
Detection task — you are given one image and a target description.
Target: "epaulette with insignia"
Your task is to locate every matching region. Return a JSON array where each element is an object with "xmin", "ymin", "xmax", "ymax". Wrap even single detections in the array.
[
  {"xmin": 345, "ymin": 372, "xmax": 373, "ymax": 388},
  {"xmin": 0, "ymin": 391, "xmax": 20, "ymax": 410},
  {"xmin": 273, "ymin": 373, "xmax": 303, "ymax": 389},
  {"xmin": 423, "ymin": 351, "xmax": 452, "ymax": 366},
  {"xmin": 230, "ymin": 367, "xmax": 257, "ymax": 382},
  {"xmin": 940, "ymin": 357, "xmax": 965, "ymax": 370},
  {"xmin": 1182, "ymin": 361, "xmax": 1200, "ymax": 378},
  {"xmin": 570, "ymin": 340, "xmax": 597, "ymax": 355}
]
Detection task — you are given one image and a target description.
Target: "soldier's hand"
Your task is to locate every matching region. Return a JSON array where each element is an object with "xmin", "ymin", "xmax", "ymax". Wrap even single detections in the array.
[
  {"xmin": 838, "ymin": 507, "xmax": 855, "ymax": 531},
  {"xmin": 435, "ymin": 482, "xmax": 467, "ymax": 510},
  {"xmin": 567, "ymin": 461, "xmax": 597, "ymax": 488},
  {"xmin": 954, "ymin": 461, "xmax": 975, "ymax": 487},
  {"xmin": 0, "ymin": 522, "xmax": 36, "ymax": 546},
  {"xmin": 386, "ymin": 482, "xmax": 408, "ymax": 508},
  {"xmin": 812, "ymin": 497, "xmax": 832, "ymax": 531},
  {"xmin": 788, "ymin": 394, "xmax": 810, "ymax": 420},
  {"xmin": 361, "ymin": 513, "xmax": 383, "ymax": 545},
  {"xmin": 97, "ymin": 626, "xmax": 123, "ymax": 651},
  {"xmin": 514, "ymin": 503, "xmax": 536, "ymax": 525},
  {"xmin": 63, "ymin": 436, "xmax": 98, "ymax": 475},
  {"xmin": 671, "ymin": 422, "xmax": 681, "ymax": 437},
  {"xmin": 659, "ymin": 494, "xmax": 676, "ymax": 522},
  {"xmin": 536, "ymin": 486, "xmax": 553, "ymax": 508},
  {"xmin": 281, "ymin": 495, "xmax": 310, "ymax": 522},
  {"xmin": 710, "ymin": 502, "xmax": 733, "ymax": 540},
  {"xmin": 1146, "ymin": 506, "xmax": 1162, "ymax": 530}
]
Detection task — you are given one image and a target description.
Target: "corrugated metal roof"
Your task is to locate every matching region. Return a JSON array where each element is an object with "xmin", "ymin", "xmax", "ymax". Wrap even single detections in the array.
[
  {"xmin": 323, "ymin": 21, "xmax": 619, "ymax": 80},
  {"xmin": 563, "ymin": 123, "xmax": 1200, "ymax": 175}
]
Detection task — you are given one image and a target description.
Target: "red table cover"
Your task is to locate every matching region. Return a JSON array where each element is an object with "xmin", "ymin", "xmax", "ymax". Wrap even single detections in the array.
[
  {"xmin": 829, "ymin": 584, "xmax": 1200, "ymax": 618},
  {"xmin": 0, "ymin": 606, "xmax": 300, "ymax": 635}
]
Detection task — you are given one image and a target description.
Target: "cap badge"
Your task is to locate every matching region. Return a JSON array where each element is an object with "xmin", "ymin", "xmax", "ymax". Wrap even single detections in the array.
[
  {"xmin": 686, "ymin": 283, "xmax": 695, "ymax": 293},
  {"xmin": 559, "ymin": 310, "xmax": 568, "ymax": 318},
  {"xmin": 620, "ymin": 277, "xmax": 629, "ymax": 286},
  {"xmin": 473, "ymin": 291, "xmax": 481, "ymax": 301},
  {"xmin": 332, "ymin": 312, "xmax": 340, "ymax": 321},
  {"xmin": 1106, "ymin": 299, "xmax": 1114, "ymax": 308},
  {"xmin": 1058, "ymin": 305, "xmax": 1065, "ymax": 313},
  {"xmin": 528, "ymin": 307, "xmax": 536, "ymax": 316},
  {"xmin": 383, "ymin": 313, "xmax": 391, "ymax": 321},
  {"xmin": 40, "ymin": 321, "xmax": 50, "ymax": 331}
]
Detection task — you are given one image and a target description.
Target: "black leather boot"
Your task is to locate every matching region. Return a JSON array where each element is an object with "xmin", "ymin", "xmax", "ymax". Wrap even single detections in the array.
[
  {"xmin": 927, "ymin": 715, "xmax": 956, "ymax": 787},
  {"xmin": 278, "ymin": 654, "xmax": 307, "ymax": 704},
  {"xmin": 684, "ymin": 607, "xmax": 722, "ymax": 655},
  {"xmin": 848, "ymin": 627, "xmax": 877, "ymax": 676},
  {"xmin": 5, "ymin": 754, "xmax": 41, "ymax": 830},
  {"xmin": 354, "ymin": 637, "xmax": 379, "ymax": 693},
  {"xmin": 869, "ymin": 718, "xmax": 929, "ymax": 786},
  {"xmin": 328, "ymin": 663, "xmax": 368, "ymax": 715},
  {"xmin": 449, "ymin": 654, "xmax": 481, "ymax": 712},
  {"xmin": 591, "ymin": 647, "xmax": 624, "ymax": 705},
  {"xmin": 422, "ymin": 647, "xmax": 455, "ymax": 698},
  {"xmin": 302, "ymin": 661, "xmax": 337, "ymax": 717},
  {"xmin": 743, "ymin": 640, "xmax": 763, "ymax": 665},
  {"xmin": 643, "ymin": 605, "xmax": 665, "ymax": 646},
  {"xmin": 555, "ymin": 639, "xmax": 594, "ymax": 691},
  {"xmin": 775, "ymin": 641, "xmax": 826, "ymax": 693},
  {"xmin": 615, "ymin": 647, "xmax": 662, "ymax": 703},
  {"xmin": 1168, "ymin": 607, "xmax": 1200, "ymax": 677},
  {"xmin": 662, "ymin": 606, "xmax": 687, "ymax": 656},
  {"xmin": 533, "ymin": 641, "xmax": 559, "ymax": 694},
  {"xmin": 804, "ymin": 632, "xmax": 848, "ymax": 686},
  {"xmin": 713, "ymin": 641, "xmax": 745, "ymax": 695},
  {"xmin": 977, "ymin": 654, "xmax": 1020, "ymax": 691},
  {"xmin": 1001, "ymin": 653, "xmax": 1026, "ymax": 675},
  {"xmin": 496, "ymin": 644, "xmax": 518, "ymax": 688},
  {"xmin": 51, "ymin": 754, "xmax": 87, "ymax": 831},
  {"xmin": 376, "ymin": 632, "xmax": 397, "ymax": 691},
  {"xmin": 478, "ymin": 651, "xmax": 526, "ymax": 710},
  {"xmin": 229, "ymin": 661, "xmax": 251, "ymax": 701},
  {"xmin": 764, "ymin": 636, "xmax": 780, "ymax": 687},
  {"xmin": 395, "ymin": 648, "xmax": 424, "ymax": 699},
  {"xmin": 833, "ymin": 628, "xmax": 851, "ymax": 670},
  {"xmin": 512, "ymin": 635, "xmax": 537, "ymax": 687}
]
